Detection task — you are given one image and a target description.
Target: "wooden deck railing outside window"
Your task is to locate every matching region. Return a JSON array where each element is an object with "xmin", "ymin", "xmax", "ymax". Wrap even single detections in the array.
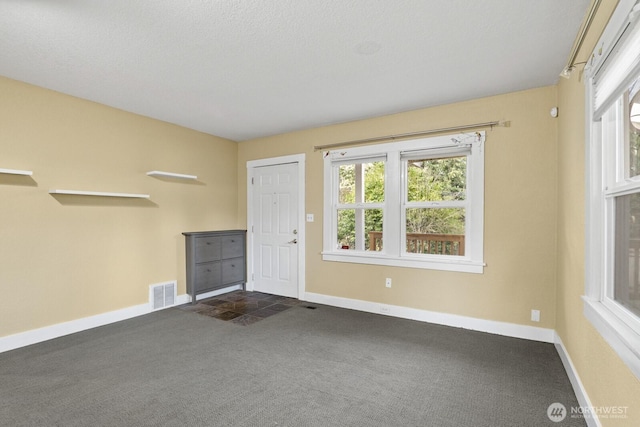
[
  {"xmin": 624, "ymin": 238, "xmax": 640, "ymax": 311},
  {"xmin": 368, "ymin": 231, "xmax": 465, "ymax": 256}
]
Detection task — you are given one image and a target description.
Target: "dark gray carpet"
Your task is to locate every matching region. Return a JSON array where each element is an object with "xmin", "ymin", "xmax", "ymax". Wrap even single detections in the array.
[{"xmin": 0, "ymin": 303, "xmax": 585, "ymax": 426}]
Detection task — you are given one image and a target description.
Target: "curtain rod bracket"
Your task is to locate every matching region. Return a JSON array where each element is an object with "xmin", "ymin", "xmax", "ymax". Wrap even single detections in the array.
[{"xmin": 561, "ymin": 0, "xmax": 602, "ymax": 78}]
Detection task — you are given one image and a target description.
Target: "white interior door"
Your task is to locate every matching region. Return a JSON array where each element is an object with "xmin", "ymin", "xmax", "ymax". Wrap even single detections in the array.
[{"xmin": 251, "ymin": 162, "xmax": 299, "ymax": 298}]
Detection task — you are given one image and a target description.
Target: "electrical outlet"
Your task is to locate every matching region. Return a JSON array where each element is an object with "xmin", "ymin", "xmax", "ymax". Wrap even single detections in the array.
[
  {"xmin": 385, "ymin": 278, "xmax": 392, "ymax": 288},
  {"xmin": 531, "ymin": 309, "xmax": 540, "ymax": 322},
  {"xmin": 380, "ymin": 305, "xmax": 390, "ymax": 314},
  {"xmin": 306, "ymin": 214, "xmax": 314, "ymax": 222}
]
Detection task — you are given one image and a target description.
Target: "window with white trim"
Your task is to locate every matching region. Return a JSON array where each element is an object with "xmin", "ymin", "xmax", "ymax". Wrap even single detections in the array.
[
  {"xmin": 585, "ymin": 0, "xmax": 640, "ymax": 379},
  {"xmin": 323, "ymin": 132, "xmax": 485, "ymax": 273}
]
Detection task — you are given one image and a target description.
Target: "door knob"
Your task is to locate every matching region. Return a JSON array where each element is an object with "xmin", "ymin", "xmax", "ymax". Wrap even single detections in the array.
[{"xmin": 288, "ymin": 238, "xmax": 298, "ymax": 244}]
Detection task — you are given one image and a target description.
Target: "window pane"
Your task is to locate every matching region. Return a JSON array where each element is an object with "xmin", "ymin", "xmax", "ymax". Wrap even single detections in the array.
[
  {"xmin": 406, "ymin": 208, "xmax": 465, "ymax": 255},
  {"xmin": 629, "ymin": 76, "xmax": 640, "ymax": 178},
  {"xmin": 614, "ymin": 193, "xmax": 640, "ymax": 318},
  {"xmin": 407, "ymin": 156, "xmax": 466, "ymax": 202},
  {"xmin": 365, "ymin": 209, "xmax": 383, "ymax": 251},
  {"xmin": 338, "ymin": 165, "xmax": 355, "ymax": 204},
  {"xmin": 338, "ymin": 161, "xmax": 385, "ymax": 204},
  {"xmin": 337, "ymin": 209, "xmax": 355, "ymax": 249},
  {"xmin": 337, "ymin": 208, "xmax": 383, "ymax": 251}
]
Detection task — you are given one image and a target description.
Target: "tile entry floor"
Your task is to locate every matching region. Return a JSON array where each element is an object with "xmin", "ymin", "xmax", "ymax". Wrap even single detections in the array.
[{"xmin": 178, "ymin": 290, "xmax": 310, "ymax": 326}]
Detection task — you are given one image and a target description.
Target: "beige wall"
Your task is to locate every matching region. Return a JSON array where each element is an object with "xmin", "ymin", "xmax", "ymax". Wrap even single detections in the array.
[
  {"xmin": 239, "ymin": 86, "xmax": 559, "ymax": 328},
  {"xmin": 0, "ymin": 76, "xmax": 238, "ymax": 336},
  {"xmin": 555, "ymin": 0, "xmax": 640, "ymax": 425}
]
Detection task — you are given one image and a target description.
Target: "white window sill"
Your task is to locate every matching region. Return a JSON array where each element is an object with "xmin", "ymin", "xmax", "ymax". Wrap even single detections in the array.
[
  {"xmin": 321, "ymin": 251, "xmax": 485, "ymax": 273},
  {"xmin": 583, "ymin": 296, "xmax": 640, "ymax": 379}
]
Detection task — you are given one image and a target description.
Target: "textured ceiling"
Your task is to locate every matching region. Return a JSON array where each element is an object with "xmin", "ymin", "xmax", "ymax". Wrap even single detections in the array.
[{"xmin": 0, "ymin": 0, "xmax": 590, "ymax": 141}]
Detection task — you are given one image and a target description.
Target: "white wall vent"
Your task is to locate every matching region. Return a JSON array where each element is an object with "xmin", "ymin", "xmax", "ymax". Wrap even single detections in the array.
[{"xmin": 149, "ymin": 280, "xmax": 177, "ymax": 310}]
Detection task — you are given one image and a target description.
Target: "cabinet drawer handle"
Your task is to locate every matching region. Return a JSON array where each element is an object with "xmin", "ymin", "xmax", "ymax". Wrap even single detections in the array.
[
  {"xmin": 206, "ymin": 242, "xmax": 211, "ymax": 245},
  {"xmin": 231, "ymin": 264, "xmax": 235, "ymax": 267},
  {"xmin": 231, "ymin": 239, "xmax": 235, "ymax": 242},
  {"xmin": 207, "ymin": 269, "xmax": 211, "ymax": 272}
]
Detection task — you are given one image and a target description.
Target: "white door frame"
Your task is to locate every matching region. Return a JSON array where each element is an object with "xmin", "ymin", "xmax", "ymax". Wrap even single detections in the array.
[{"xmin": 246, "ymin": 154, "xmax": 306, "ymax": 300}]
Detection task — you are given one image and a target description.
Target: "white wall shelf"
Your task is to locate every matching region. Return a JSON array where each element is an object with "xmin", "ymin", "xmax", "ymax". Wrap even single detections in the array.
[
  {"xmin": 146, "ymin": 170, "xmax": 197, "ymax": 180},
  {"xmin": 0, "ymin": 168, "xmax": 33, "ymax": 176},
  {"xmin": 49, "ymin": 190, "xmax": 150, "ymax": 199}
]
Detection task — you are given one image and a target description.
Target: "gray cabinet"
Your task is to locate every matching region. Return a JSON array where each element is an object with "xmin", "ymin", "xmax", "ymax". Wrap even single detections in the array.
[{"xmin": 183, "ymin": 230, "xmax": 246, "ymax": 303}]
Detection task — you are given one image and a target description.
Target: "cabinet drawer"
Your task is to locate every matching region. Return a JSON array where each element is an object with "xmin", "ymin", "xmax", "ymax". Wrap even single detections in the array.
[
  {"xmin": 221, "ymin": 235, "xmax": 244, "ymax": 259},
  {"xmin": 222, "ymin": 258, "xmax": 244, "ymax": 284},
  {"xmin": 195, "ymin": 261, "xmax": 221, "ymax": 291},
  {"xmin": 195, "ymin": 237, "xmax": 221, "ymax": 263}
]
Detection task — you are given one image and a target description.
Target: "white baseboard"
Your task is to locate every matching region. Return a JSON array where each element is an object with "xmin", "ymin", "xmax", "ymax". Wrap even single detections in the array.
[
  {"xmin": 304, "ymin": 292, "xmax": 555, "ymax": 343},
  {"xmin": 0, "ymin": 286, "xmax": 245, "ymax": 353},
  {"xmin": 1, "ymin": 290, "xmax": 554, "ymax": 353},
  {"xmin": 0, "ymin": 285, "xmax": 248, "ymax": 353},
  {"xmin": 175, "ymin": 294, "xmax": 192, "ymax": 305},
  {"xmin": 0, "ymin": 295, "xmax": 188, "ymax": 354},
  {"xmin": 193, "ymin": 285, "xmax": 243, "ymax": 302},
  {"xmin": 554, "ymin": 333, "xmax": 601, "ymax": 427}
]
